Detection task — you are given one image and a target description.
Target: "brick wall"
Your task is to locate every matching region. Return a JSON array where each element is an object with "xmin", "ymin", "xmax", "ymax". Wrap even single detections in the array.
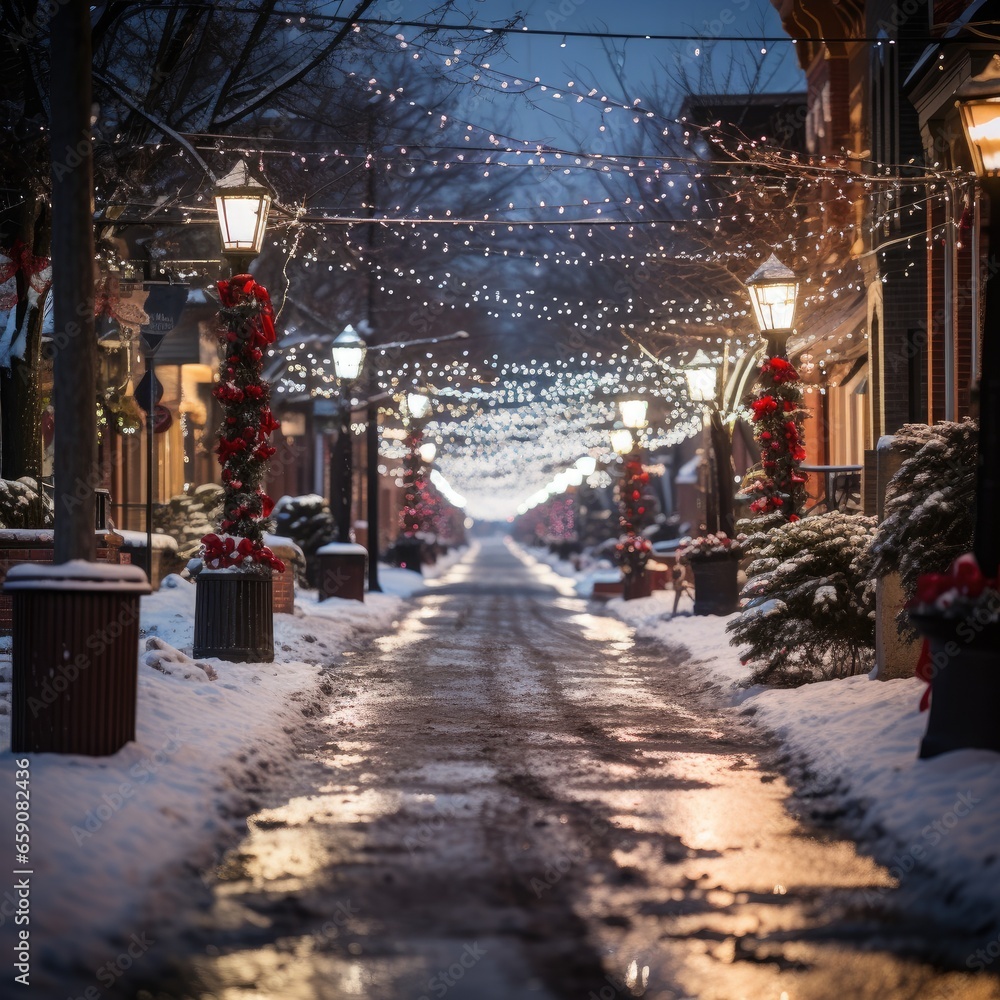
[{"xmin": 0, "ymin": 533, "xmax": 124, "ymax": 635}]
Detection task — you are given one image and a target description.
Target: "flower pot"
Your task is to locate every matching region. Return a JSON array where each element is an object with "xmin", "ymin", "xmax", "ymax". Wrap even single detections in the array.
[
  {"xmin": 623, "ymin": 564, "xmax": 652, "ymax": 600},
  {"xmin": 194, "ymin": 571, "xmax": 274, "ymax": 663},
  {"xmin": 690, "ymin": 555, "xmax": 740, "ymax": 616},
  {"xmin": 911, "ymin": 614, "xmax": 1000, "ymax": 758}
]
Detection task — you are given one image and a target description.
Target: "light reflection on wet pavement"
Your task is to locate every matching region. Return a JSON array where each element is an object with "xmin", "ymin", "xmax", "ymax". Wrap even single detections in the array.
[{"xmin": 152, "ymin": 539, "xmax": 1000, "ymax": 999}]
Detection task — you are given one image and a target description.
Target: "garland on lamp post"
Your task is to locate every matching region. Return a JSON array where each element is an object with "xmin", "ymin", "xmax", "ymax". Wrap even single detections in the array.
[
  {"xmin": 615, "ymin": 449, "xmax": 653, "ymax": 577},
  {"xmin": 200, "ymin": 274, "xmax": 285, "ymax": 573},
  {"xmin": 743, "ymin": 355, "xmax": 808, "ymax": 526},
  {"xmin": 399, "ymin": 426, "xmax": 425, "ymax": 540}
]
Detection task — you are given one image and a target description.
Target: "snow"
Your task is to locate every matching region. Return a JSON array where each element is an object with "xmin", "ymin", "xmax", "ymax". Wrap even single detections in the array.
[
  {"xmin": 3, "ymin": 559, "xmax": 151, "ymax": 591},
  {"xmin": 316, "ymin": 541, "xmax": 368, "ymax": 556},
  {"xmin": 114, "ymin": 530, "xmax": 179, "ymax": 551},
  {"xmin": 0, "ymin": 528, "xmax": 54, "ymax": 542},
  {"xmin": 517, "ymin": 541, "xmax": 1000, "ymax": 928},
  {"xmin": 0, "ymin": 554, "xmax": 453, "ymax": 990},
  {"xmin": 262, "ymin": 532, "xmax": 304, "ymax": 559}
]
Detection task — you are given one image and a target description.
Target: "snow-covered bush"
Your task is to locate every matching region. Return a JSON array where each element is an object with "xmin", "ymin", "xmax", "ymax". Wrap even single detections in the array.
[
  {"xmin": 863, "ymin": 419, "xmax": 977, "ymax": 635},
  {"xmin": 0, "ymin": 477, "xmax": 53, "ymax": 528},
  {"xmin": 727, "ymin": 510, "xmax": 878, "ymax": 685},
  {"xmin": 271, "ymin": 494, "xmax": 336, "ymax": 587},
  {"xmin": 153, "ymin": 483, "xmax": 223, "ymax": 568}
]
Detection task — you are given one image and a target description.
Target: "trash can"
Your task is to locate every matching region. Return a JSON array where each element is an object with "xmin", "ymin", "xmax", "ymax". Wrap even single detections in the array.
[
  {"xmin": 193, "ymin": 571, "xmax": 274, "ymax": 663},
  {"xmin": 317, "ymin": 542, "xmax": 367, "ymax": 602},
  {"xmin": 6, "ymin": 562, "xmax": 151, "ymax": 755}
]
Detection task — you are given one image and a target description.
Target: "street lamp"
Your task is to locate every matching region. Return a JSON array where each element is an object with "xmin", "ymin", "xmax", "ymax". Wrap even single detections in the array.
[
  {"xmin": 419, "ymin": 441, "xmax": 437, "ymax": 464},
  {"xmin": 619, "ymin": 398, "xmax": 649, "ymax": 430},
  {"xmin": 406, "ymin": 390, "xmax": 433, "ymax": 421},
  {"xmin": 958, "ymin": 56, "xmax": 1000, "ymax": 575},
  {"xmin": 682, "ymin": 349, "xmax": 720, "ymax": 404},
  {"xmin": 610, "ymin": 427, "xmax": 635, "ymax": 456},
  {"xmin": 576, "ymin": 456, "xmax": 597, "ymax": 476},
  {"xmin": 329, "ymin": 325, "xmax": 367, "ymax": 544},
  {"xmin": 746, "ymin": 252, "xmax": 799, "ymax": 358},
  {"xmin": 214, "ymin": 159, "xmax": 273, "ymax": 275},
  {"xmin": 682, "ymin": 350, "xmax": 733, "ymax": 537},
  {"xmin": 331, "ymin": 324, "xmax": 367, "ymax": 382}
]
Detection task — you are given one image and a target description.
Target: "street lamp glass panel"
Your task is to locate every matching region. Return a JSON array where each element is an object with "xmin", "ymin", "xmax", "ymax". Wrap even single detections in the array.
[
  {"xmin": 576, "ymin": 456, "xmax": 597, "ymax": 476},
  {"xmin": 331, "ymin": 325, "xmax": 367, "ymax": 383},
  {"xmin": 683, "ymin": 349, "xmax": 719, "ymax": 403},
  {"xmin": 407, "ymin": 392, "xmax": 432, "ymax": 419},
  {"xmin": 746, "ymin": 253, "xmax": 798, "ymax": 332},
  {"xmin": 619, "ymin": 398, "xmax": 648, "ymax": 429},
  {"xmin": 419, "ymin": 442, "xmax": 437, "ymax": 463},
  {"xmin": 214, "ymin": 161, "xmax": 271, "ymax": 255},
  {"xmin": 610, "ymin": 428, "xmax": 634, "ymax": 455},
  {"xmin": 959, "ymin": 98, "xmax": 1000, "ymax": 175}
]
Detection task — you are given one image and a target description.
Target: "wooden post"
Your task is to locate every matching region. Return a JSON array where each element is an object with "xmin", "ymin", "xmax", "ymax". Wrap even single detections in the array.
[{"xmin": 50, "ymin": 0, "xmax": 97, "ymax": 563}]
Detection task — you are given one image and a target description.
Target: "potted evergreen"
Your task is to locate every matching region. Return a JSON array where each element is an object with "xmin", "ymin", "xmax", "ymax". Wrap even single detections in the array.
[{"xmin": 193, "ymin": 275, "xmax": 285, "ymax": 663}]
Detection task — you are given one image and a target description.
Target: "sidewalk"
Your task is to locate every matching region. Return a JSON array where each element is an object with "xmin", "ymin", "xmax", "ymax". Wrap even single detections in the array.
[
  {"xmin": 523, "ymin": 543, "xmax": 1000, "ymax": 948},
  {"xmin": 0, "ymin": 549, "xmax": 466, "ymax": 991}
]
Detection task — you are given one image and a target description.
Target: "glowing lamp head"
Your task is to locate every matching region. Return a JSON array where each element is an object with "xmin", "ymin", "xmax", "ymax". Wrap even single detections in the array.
[
  {"xmin": 214, "ymin": 160, "xmax": 272, "ymax": 259},
  {"xmin": 576, "ymin": 456, "xmax": 597, "ymax": 476},
  {"xmin": 406, "ymin": 392, "xmax": 432, "ymax": 420},
  {"xmin": 610, "ymin": 427, "xmax": 635, "ymax": 456},
  {"xmin": 619, "ymin": 398, "xmax": 648, "ymax": 430},
  {"xmin": 958, "ymin": 57, "xmax": 1000, "ymax": 176},
  {"xmin": 419, "ymin": 442, "xmax": 437, "ymax": 464},
  {"xmin": 330, "ymin": 325, "xmax": 367, "ymax": 384},
  {"xmin": 745, "ymin": 253, "xmax": 798, "ymax": 333},
  {"xmin": 682, "ymin": 349, "xmax": 720, "ymax": 404}
]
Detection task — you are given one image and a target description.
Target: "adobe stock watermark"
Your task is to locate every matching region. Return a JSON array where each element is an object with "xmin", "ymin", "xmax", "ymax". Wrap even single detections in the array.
[
  {"xmin": 530, "ymin": 814, "xmax": 610, "ymax": 898},
  {"xmin": 416, "ymin": 942, "xmax": 487, "ymax": 999},
  {"xmin": 22, "ymin": 598, "xmax": 143, "ymax": 721},
  {"xmin": 66, "ymin": 932, "xmax": 155, "ymax": 1000},
  {"xmin": 862, "ymin": 789, "xmax": 981, "ymax": 906},
  {"xmin": 70, "ymin": 735, "xmax": 184, "ymax": 845}
]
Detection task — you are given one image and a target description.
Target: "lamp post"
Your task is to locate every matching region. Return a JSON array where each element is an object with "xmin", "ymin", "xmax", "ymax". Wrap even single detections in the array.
[
  {"xmin": 958, "ymin": 56, "xmax": 1000, "ymax": 576},
  {"xmin": 329, "ymin": 325, "xmax": 367, "ymax": 544},
  {"xmin": 398, "ymin": 389, "xmax": 432, "ymax": 573},
  {"xmin": 745, "ymin": 253, "xmax": 799, "ymax": 359},
  {"xmin": 192, "ymin": 159, "xmax": 283, "ymax": 661},
  {"xmin": 214, "ymin": 160, "xmax": 273, "ymax": 277},
  {"xmin": 745, "ymin": 254, "xmax": 807, "ymax": 524},
  {"xmin": 682, "ymin": 350, "xmax": 734, "ymax": 537},
  {"xmin": 612, "ymin": 403, "xmax": 652, "ymax": 600}
]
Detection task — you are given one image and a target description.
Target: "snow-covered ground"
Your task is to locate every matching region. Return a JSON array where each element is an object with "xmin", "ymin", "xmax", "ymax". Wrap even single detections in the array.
[
  {"xmin": 0, "ymin": 547, "xmax": 467, "ymax": 990},
  {"xmin": 521, "ymin": 543, "xmax": 1000, "ymax": 936}
]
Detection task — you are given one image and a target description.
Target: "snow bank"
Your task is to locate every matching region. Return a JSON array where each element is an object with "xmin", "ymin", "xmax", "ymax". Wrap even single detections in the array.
[{"xmin": 0, "ymin": 555, "xmax": 446, "ymax": 990}]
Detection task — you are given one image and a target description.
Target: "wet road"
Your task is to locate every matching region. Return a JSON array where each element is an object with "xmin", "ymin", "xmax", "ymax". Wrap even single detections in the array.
[{"xmin": 154, "ymin": 539, "xmax": 999, "ymax": 1000}]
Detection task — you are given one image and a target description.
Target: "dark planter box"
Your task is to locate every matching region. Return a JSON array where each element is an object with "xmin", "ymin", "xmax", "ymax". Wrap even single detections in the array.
[
  {"xmin": 317, "ymin": 542, "xmax": 367, "ymax": 602},
  {"xmin": 911, "ymin": 614, "xmax": 1000, "ymax": 758},
  {"xmin": 194, "ymin": 572, "xmax": 274, "ymax": 663},
  {"xmin": 690, "ymin": 555, "xmax": 740, "ymax": 616},
  {"xmin": 623, "ymin": 565, "xmax": 652, "ymax": 601},
  {"xmin": 395, "ymin": 538, "xmax": 423, "ymax": 575},
  {"xmin": 6, "ymin": 563, "xmax": 151, "ymax": 755}
]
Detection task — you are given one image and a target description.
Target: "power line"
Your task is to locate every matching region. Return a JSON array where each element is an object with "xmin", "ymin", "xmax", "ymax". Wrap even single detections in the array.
[{"xmin": 272, "ymin": 11, "xmax": 980, "ymax": 47}]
